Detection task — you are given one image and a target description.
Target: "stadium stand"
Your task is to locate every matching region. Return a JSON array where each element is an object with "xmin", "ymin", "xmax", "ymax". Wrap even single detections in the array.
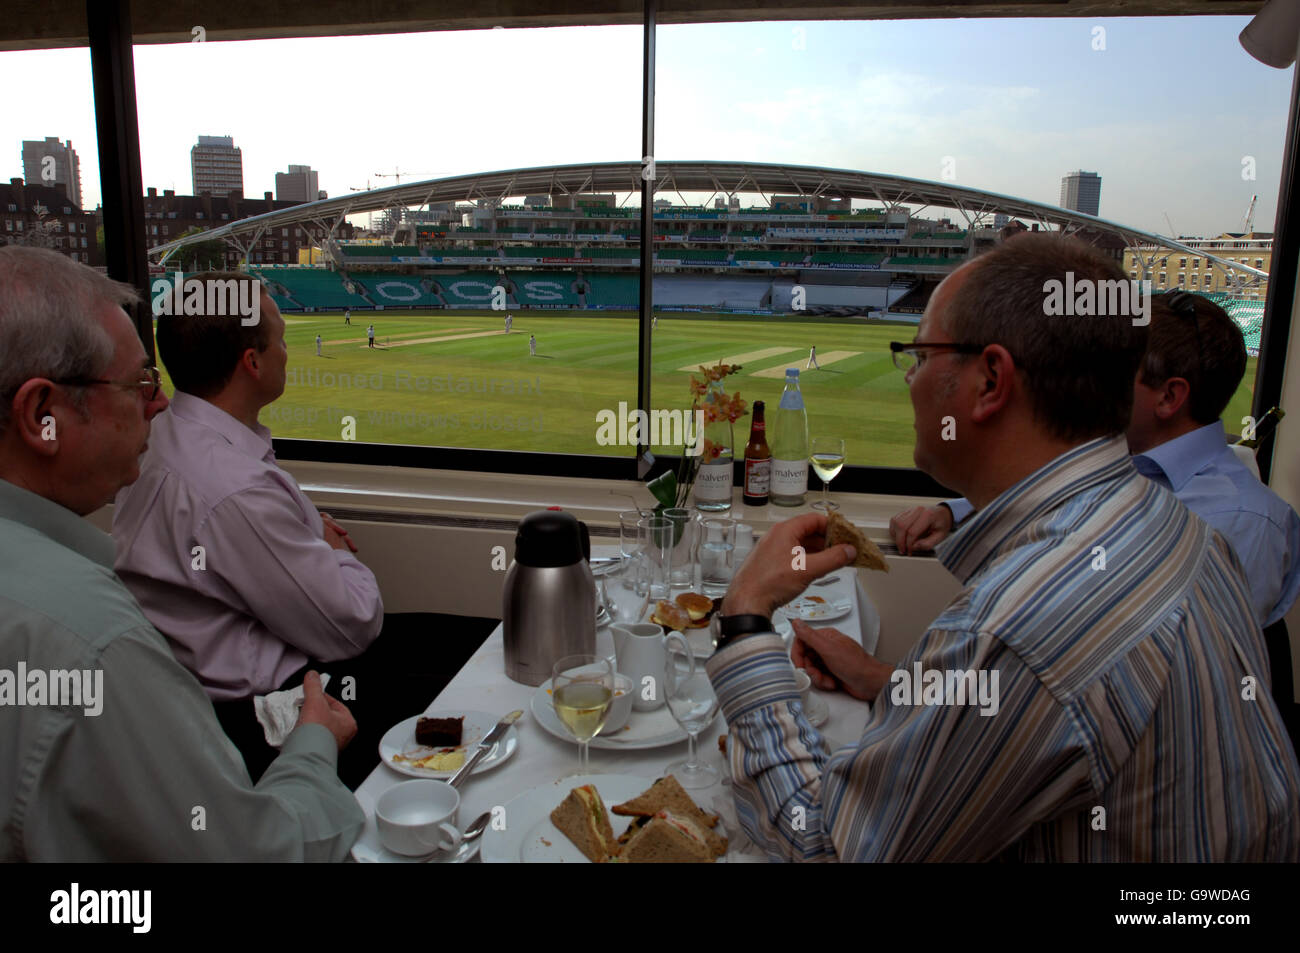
[
  {"xmin": 808, "ymin": 252, "xmax": 885, "ymax": 266},
  {"xmin": 583, "ymin": 273, "xmax": 640, "ymax": 308},
  {"xmin": 503, "ymin": 246, "xmax": 577, "ymax": 258},
  {"xmin": 770, "ymin": 279, "xmax": 889, "ymax": 311},
  {"xmin": 350, "ymin": 272, "xmax": 444, "ymax": 307},
  {"xmin": 583, "ymin": 247, "xmax": 640, "ymax": 260},
  {"xmin": 653, "ymin": 275, "xmax": 768, "ymax": 310},
  {"xmin": 252, "ymin": 268, "xmax": 369, "ymax": 310},
  {"xmin": 337, "ymin": 245, "xmax": 420, "ymax": 259},
  {"xmin": 734, "ymin": 250, "xmax": 810, "ymax": 266},
  {"xmin": 508, "ymin": 271, "xmax": 582, "ymax": 307},
  {"xmin": 660, "ymin": 249, "xmax": 730, "ymax": 264},
  {"xmin": 433, "ymin": 272, "xmax": 506, "ymax": 307}
]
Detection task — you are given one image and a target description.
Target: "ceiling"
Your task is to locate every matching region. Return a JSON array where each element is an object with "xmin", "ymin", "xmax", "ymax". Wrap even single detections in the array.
[{"xmin": 2, "ymin": 0, "xmax": 1265, "ymax": 51}]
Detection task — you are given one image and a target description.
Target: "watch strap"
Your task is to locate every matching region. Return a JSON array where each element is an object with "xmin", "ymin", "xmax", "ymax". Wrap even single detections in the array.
[{"xmin": 715, "ymin": 613, "xmax": 774, "ymax": 651}]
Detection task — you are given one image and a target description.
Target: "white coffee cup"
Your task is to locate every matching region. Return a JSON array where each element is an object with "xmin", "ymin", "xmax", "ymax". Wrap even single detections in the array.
[{"xmin": 376, "ymin": 779, "xmax": 463, "ymax": 856}]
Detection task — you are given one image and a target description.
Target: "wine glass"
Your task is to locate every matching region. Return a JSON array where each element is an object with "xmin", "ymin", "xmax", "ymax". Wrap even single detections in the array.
[
  {"xmin": 552, "ymin": 654, "xmax": 614, "ymax": 776},
  {"xmin": 664, "ymin": 653, "xmax": 720, "ymax": 789},
  {"xmin": 810, "ymin": 437, "xmax": 846, "ymax": 512}
]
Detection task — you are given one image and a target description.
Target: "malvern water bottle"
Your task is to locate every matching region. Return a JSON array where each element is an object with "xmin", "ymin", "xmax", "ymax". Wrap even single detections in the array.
[{"xmin": 770, "ymin": 368, "xmax": 809, "ymax": 506}]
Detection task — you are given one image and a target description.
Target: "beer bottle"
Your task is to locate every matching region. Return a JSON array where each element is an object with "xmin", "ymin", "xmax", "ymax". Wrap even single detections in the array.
[{"xmin": 743, "ymin": 400, "xmax": 772, "ymax": 506}]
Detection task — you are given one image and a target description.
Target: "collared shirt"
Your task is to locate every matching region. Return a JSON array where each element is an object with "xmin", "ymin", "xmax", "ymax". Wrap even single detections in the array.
[
  {"xmin": 0, "ymin": 478, "xmax": 363, "ymax": 861},
  {"xmin": 707, "ymin": 436, "xmax": 1300, "ymax": 861},
  {"xmin": 943, "ymin": 421, "xmax": 1300, "ymax": 628},
  {"xmin": 112, "ymin": 392, "xmax": 383, "ymax": 701},
  {"xmin": 1132, "ymin": 420, "xmax": 1300, "ymax": 627}
]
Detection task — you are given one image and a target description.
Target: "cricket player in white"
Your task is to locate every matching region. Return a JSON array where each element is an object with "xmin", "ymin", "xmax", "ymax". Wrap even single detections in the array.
[
  {"xmin": 807, "ymin": 345, "xmax": 820, "ymax": 369},
  {"xmin": 367, "ymin": 325, "xmax": 375, "ymax": 349},
  {"xmin": 505, "ymin": 314, "xmax": 513, "ymax": 333},
  {"xmin": 529, "ymin": 334, "xmax": 536, "ymax": 357},
  {"xmin": 315, "ymin": 334, "xmax": 322, "ymax": 356}
]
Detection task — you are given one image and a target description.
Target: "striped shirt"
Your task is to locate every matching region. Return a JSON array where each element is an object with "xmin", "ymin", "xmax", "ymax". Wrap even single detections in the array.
[{"xmin": 707, "ymin": 436, "xmax": 1300, "ymax": 861}]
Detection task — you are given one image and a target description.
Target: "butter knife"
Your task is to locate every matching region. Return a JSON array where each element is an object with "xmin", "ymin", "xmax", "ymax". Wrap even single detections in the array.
[{"xmin": 448, "ymin": 709, "xmax": 523, "ymax": 788}]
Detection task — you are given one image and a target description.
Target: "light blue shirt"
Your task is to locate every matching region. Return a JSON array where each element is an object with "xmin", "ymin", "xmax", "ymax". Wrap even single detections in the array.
[
  {"xmin": 1131, "ymin": 420, "xmax": 1300, "ymax": 627},
  {"xmin": 944, "ymin": 421, "xmax": 1300, "ymax": 627}
]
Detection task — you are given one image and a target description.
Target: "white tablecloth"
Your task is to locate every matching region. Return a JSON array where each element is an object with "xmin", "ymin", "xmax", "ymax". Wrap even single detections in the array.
[{"xmin": 351, "ymin": 549, "xmax": 880, "ymax": 862}]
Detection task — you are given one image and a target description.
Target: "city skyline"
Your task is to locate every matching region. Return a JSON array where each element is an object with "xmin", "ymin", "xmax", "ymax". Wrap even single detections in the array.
[{"xmin": 0, "ymin": 15, "xmax": 1290, "ymax": 239}]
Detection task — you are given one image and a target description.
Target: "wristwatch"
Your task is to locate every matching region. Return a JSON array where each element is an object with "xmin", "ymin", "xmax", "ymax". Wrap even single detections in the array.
[{"xmin": 710, "ymin": 611, "xmax": 774, "ymax": 652}]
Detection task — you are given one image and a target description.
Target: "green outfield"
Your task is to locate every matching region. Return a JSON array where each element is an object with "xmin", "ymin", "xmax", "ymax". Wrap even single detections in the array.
[{"xmin": 158, "ymin": 309, "xmax": 1258, "ymax": 470}]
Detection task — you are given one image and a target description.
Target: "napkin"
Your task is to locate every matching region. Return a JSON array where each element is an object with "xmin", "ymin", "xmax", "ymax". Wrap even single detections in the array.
[{"xmin": 254, "ymin": 673, "xmax": 330, "ymax": 747}]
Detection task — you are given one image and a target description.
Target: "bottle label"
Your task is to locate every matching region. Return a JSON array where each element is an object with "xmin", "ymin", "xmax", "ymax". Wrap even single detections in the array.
[
  {"xmin": 695, "ymin": 461, "xmax": 733, "ymax": 501},
  {"xmin": 744, "ymin": 458, "xmax": 771, "ymax": 496},
  {"xmin": 771, "ymin": 459, "xmax": 808, "ymax": 495}
]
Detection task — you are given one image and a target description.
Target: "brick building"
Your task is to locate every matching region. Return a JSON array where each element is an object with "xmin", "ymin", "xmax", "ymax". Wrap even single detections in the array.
[{"xmin": 0, "ymin": 177, "xmax": 101, "ymax": 266}]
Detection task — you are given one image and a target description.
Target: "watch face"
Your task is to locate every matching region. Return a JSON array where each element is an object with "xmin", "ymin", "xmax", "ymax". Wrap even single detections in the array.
[{"xmin": 710, "ymin": 613, "xmax": 722, "ymax": 649}]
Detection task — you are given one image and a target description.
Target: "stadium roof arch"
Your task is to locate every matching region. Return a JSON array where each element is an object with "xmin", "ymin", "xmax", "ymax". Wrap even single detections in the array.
[{"xmin": 146, "ymin": 160, "xmax": 1270, "ymax": 284}]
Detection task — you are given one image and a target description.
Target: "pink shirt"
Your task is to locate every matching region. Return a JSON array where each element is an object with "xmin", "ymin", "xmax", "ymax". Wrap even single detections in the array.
[{"xmin": 112, "ymin": 392, "xmax": 383, "ymax": 700}]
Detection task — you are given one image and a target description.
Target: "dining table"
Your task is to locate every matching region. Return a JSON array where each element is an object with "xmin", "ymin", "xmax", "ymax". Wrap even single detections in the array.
[{"xmin": 350, "ymin": 545, "xmax": 883, "ymax": 862}]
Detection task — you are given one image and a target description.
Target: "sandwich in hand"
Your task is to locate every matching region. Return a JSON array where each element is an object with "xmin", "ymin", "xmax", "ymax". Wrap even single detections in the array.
[
  {"xmin": 550, "ymin": 784, "xmax": 619, "ymax": 862},
  {"xmin": 824, "ymin": 511, "xmax": 890, "ymax": 572}
]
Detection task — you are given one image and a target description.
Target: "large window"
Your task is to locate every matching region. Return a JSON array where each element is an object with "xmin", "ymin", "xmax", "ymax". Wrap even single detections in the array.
[{"xmin": 3, "ymin": 12, "xmax": 1293, "ymax": 486}]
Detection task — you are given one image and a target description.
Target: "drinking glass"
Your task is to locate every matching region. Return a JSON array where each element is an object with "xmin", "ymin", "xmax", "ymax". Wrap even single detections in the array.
[
  {"xmin": 663, "ymin": 506, "xmax": 700, "ymax": 593},
  {"xmin": 618, "ymin": 509, "xmax": 644, "ymax": 590},
  {"xmin": 700, "ymin": 518, "xmax": 736, "ymax": 597},
  {"xmin": 552, "ymin": 654, "xmax": 614, "ymax": 776},
  {"xmin": 664, "ymin": 653, "xmax": 720, "ymax": 789},
  {"xmin": 810, "ymin": 437, "xmax": 847, "ymax": 512},
  {"xmin": 638, "ymin": 516, "xmax": 672, "ymax": 600}
]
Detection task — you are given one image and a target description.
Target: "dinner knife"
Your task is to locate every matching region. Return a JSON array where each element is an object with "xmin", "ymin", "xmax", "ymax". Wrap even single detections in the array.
[{"xmin": 448, "ymin": 709, "xmax": 523, "ymax": 788}]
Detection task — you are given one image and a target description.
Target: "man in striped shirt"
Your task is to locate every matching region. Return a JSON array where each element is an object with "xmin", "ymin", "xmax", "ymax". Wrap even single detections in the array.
[{"xmin": 707, "ymin": 235, "xmax": 1300, "ymax": 861}]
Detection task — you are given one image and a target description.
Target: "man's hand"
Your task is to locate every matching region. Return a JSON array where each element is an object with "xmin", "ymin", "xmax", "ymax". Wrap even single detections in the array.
[
  {"xmin": 721, "ymin": 513, "xmax": 857, "ymax": 619},
  {"xmin": 297, "ymin": 670, "xmax": 357, "ymax": 751},
  {"xmin": 790, "ymin": 620, "xmax": 893, "ymax": 702},
  {"xmin": 320, "ymin": 511, "xmax": 358, "ymax": 553},
  {"xmin": 889, "ymin": 504, "xmax": 954, "ymax": 556}
]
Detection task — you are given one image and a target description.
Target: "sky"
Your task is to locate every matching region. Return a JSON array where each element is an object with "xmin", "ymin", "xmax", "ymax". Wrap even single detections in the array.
[{"xmin": 0, "ymin": 15, "xmax": 1291, "ymax": 238}]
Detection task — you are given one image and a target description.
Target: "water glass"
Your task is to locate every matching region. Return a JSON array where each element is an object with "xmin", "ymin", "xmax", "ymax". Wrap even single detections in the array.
[
  {"xmin": 700, "ymin": 518, "xmax": 736, "ymax": 597},
  {"xmin": 638, "ymin": 515, "xmax": 672, "ymax": 600},
  {"xmin": 663, "ymin": 507, "xmax": 700, "ymax": 593},
  {"xmin": 618, "ymin": 509, "xmax": 644, "ymax": 589}
]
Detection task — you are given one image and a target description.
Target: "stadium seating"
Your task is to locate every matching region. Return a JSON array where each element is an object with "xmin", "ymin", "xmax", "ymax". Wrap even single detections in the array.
[
  {"xmin": 583, "ymin": 247, "xmax": 640, "ymax": 260},
  {"xmin": 770, "ymin": 278, "xmax": 889, "ymax": 310},
  {"xmin": 252, "ymin": 268, "xmax": 369, "ymax": 310},
  {"xmin": 337, "ymin": 245, "xmax": 420, "ymax": 259},
  {"xmin": 502, "ymin": 246, "xmax": 577, "ymax": 258},
  {"xmin": 885, "ymin": 255, "xmax": 962, "ymax": 267},
  {"xmin": 351, "ymin": 272, "xmax": 444, "ymax": 307},
  {"xmin": 808, "ymin": 252, "xmax": 884, "ymax": 266},
  {"xmin": 733, "ymin": 250, "xmax": 809, "ymax": 266},
  {"xmin": 508, "ymin": 271, "xmax": 582, "ymax": 307},
  {"xmin": 653, "ymin": 275, "xmax": 768, "ymax": 310},
  {"xmin": 583, "ymin": 273, "xmax": 640, "ymax": 308},
  {"xmin": 661, "ymin": 249, "xmax": 730, "ymax": 264},
  {"xmin": 433, "ymin": 272, "xmax": 506, "ymax": 307}
]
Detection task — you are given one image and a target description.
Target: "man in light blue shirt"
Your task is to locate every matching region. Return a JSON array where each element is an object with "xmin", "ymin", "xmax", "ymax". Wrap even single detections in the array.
[{"xmin": 892, "ymin": 293, "xmax": 1300, "ymax": 631}]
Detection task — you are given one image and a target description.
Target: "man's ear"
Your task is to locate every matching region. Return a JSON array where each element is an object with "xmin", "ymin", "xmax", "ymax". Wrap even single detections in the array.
[
  {"xmin": 238, "ymin": 347, "xmax": 260, "ymax": 378},
  {"xmin": 968, "ymin": 344, "xmax": 1016, "ymax": 424},
  {"xmin": 8, "ymin": 379, "xmax": 66, "ymax": 456},
  {"xmin": 1155, "ymin": 377, "xmax": 1192, "ymax": 420}
]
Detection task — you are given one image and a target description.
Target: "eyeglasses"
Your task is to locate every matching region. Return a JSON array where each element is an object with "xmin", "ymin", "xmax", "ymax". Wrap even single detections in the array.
[
  {"xmin": 889, "ymin": 341, "xmax": 986, "ymax": 372},
  {"xmin": 52, "ymin": 365, "xmax": 163, "ymax": 402}
]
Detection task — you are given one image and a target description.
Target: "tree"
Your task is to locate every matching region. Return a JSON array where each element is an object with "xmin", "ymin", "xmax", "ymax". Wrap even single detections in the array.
[{"xmin": 173, "ymin": 225, "xmax": 228, "ymax": 272}]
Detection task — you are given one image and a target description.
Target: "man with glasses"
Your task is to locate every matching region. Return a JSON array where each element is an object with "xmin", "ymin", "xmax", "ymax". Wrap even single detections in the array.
[
  {"xmin": 0, "ymin": 247, "xmax": 362, "ymax": 860},
  {"xmin": 890, "ymin": 291, "xmax": 1300, "ymax": 748},
  {"xmin": 111, "ymin": 271, "xmax": 387, "ymax": 788},
  {"xmin": 707, "ymin": 235, "xmax": 1299, "ymax": 860}
]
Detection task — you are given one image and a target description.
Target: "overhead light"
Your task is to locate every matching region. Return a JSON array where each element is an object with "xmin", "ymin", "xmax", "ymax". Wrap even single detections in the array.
[{"xmin": 1240, "ymin": 0, "xmax": 1300, "ymax": 68}]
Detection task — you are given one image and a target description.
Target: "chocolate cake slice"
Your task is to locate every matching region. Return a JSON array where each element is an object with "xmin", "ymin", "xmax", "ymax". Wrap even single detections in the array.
[{"xmin": 415, "ymin": 716, "xmax": 464, "ymax": 747}]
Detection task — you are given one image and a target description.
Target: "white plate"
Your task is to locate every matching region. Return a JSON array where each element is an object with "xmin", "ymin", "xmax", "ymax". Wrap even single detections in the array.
[
  {"xmin": 531, "ymin": 680, "xmax": 711, "ymax": 750},
  {"xmin": 481, "ymin": 774, "xmax": 729, "ymax": 863},
  {"xmin": 786, "ymin": 597, "xmax": 852, "ymax": 623},
  {"xmin": 378, "ymin": 709, "xmax": 519, "ymax": 780}
]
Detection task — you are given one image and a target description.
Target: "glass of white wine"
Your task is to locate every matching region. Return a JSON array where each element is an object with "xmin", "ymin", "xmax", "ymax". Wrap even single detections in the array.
[
  {"xmin": 551, "ymin": 654, "xmax": 614, "ymax": 776},
  {"xmin": 810, "ymin": 437, "xmax": 846, "ymax": 512}
]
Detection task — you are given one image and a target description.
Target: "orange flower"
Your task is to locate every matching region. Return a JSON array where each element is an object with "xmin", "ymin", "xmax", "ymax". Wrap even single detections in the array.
[{"xmin": 688, "ymin": 376, "xmax": 708, "ymax": 398}]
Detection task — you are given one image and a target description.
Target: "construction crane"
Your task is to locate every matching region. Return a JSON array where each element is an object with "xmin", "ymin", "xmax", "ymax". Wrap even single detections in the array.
[
  {"xmin": 1242, "ymin": 194, "xmax": 1258, "ymax": 234},
  {"xmin": 373, "ymin": 168, "xmax": 438, "ymax": 185}
]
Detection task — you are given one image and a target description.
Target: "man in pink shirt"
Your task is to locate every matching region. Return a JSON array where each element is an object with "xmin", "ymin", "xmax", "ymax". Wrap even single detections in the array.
[{"xmin": 113, "ymin": 273, "xmax": 387, "ymax": 786}]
